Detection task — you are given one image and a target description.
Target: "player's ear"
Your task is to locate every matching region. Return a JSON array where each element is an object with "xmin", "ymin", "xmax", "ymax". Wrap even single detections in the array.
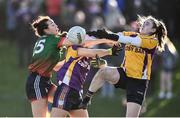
[
  {"xmin": 44, "ymin": 29, "xmax": 49, "ymax": 34},
  {"xmin": 151, "ymin": 28, "xmax": 156, "ymax": 34}
]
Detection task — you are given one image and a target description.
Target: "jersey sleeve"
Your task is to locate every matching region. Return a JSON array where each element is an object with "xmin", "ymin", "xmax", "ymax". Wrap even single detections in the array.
[
  {"xmin": 57, "ymin": 37, "xmax": 66, "ymax": 48},
  {"xmin": 123, "ymin": 31, "xmax": 138, "ymax": 37},
  {"xmin": 139, "ymin": 35, "xmax": 158, "ymax": 49},
  {"xmin": 120, "ymin": 31, "xmax": 158, "ymax": 49},
  {"xmin": 51, "ymin": 34, "xmax": 66, "ymax": 48}
]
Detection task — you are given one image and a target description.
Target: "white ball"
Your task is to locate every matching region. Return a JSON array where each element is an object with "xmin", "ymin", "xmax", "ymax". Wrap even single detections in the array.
[{"xmin": 67, "ymin": 26, "xmax": 86, "ymax": 44}]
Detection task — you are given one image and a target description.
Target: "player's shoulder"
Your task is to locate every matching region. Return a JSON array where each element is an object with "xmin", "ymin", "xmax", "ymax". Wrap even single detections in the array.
[
  {"xmin": 69, "ymin": 45, "xmax": 82, "ymax": 50},
  {"xmin": 139, "ymin": 34, "xmax": 156, "ymax": 40},
  {"xmin": 48, "ymin": 34, "xmax": 60, "ymax": 39},
  {"xmin": 123, "ymin": 31, "xmax": 138, "ymax": 37},
  {"xmin": 40, "ymin": 34, "xmax": 59, "ymax": 40}
]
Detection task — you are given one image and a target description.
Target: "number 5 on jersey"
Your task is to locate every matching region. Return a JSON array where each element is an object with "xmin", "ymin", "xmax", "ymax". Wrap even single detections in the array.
[{"xmin": 33, "ymin": 39, "xmax": 46, "ymax": 56}]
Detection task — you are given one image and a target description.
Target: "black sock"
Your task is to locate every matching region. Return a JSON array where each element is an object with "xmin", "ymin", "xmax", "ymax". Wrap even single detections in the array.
[{"xmin": 82, "ymin": 90, "xmax": 94, "ymax": 104}]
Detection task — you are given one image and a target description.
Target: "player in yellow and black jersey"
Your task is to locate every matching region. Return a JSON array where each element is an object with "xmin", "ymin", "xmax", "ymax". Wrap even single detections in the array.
[
  {"xmin": 120, "ymin": 31, "xmax": 158, "ymax": 80},
  {"xmin": 81, "ymin": 15, "xmax": 167, "ymax": 117}
]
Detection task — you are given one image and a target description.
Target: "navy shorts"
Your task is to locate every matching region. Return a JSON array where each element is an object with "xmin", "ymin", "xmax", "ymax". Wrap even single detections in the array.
[
  {"xmin": 52, "ymin": 83, "xmax": 83, "ymax": 111},
  {"xmin": 114, "ymin": 68, "xmax": 149, "ymax": 105},
  {"xmin": 26, "ymin": 72, "xmax": 54, "ymax": 101}
]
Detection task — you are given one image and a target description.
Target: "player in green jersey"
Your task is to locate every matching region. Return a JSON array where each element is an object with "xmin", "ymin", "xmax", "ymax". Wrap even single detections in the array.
[
  {"xmin": 26, "ymin": 16, "xmax": 117, "ymax": 117},
  {"xmin": 26, "ymin": 16, "xmax": 70, "ymax": 117}
]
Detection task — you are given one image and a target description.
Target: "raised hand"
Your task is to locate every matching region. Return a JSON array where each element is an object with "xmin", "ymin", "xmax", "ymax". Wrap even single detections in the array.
[{"xmin": 109, "ymin": 43, "xmax": 123, "ymax": 56}]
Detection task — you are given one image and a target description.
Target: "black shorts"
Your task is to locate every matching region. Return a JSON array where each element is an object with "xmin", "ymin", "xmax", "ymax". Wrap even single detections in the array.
[
  {"xmin": 114, "ymin": 68, "xmax": 149, "ymax": 105},
  {"xmin": 52, "ymin": 83, "xmax": 82, "ymax": 111},
  {"xmin": 26, "ymin": 72, "xmax": 54, "ymax": 101}
]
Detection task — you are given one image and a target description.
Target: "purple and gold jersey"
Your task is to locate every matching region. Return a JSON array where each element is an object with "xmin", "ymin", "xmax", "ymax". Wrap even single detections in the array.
[
  {"xmin": 28, "ymin": 34, "xmax": 66, "ymax": 77},
  {"xmin": 57, "ymin": 45, "xmax": 91, "ymax": 91},
  {"xmin": 121, "ymin": 32, "xmax": 158, "ymax": 80}
]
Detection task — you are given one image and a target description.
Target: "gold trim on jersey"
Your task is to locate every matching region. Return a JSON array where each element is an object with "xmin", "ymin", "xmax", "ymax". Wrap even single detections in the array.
[
  {"xmin": 62, "ymin": 46, "xmax": 82, "ymax": 85},
  {"xmin": 62, "ymin": 57, "xmax": 82, "ymax": 85},
  {"xmin": 65, "ymin": 46, "xmax": 78, "ymax": 62}
]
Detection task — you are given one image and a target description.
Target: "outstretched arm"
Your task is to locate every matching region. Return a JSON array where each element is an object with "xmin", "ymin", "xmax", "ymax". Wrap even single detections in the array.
[
  {"xmin": 85, "ymin": 29, "xmax": 142, "ymax": 47},
  {"xmin": 82, "ymin": 35, "xmax": 116, "ymax": 48},
  {"xmin": 117, "ymin": 32, "xmax": 141, "ymax": 47},
  {"xmin": 117, "ymin": 32, "xmax": 159, "ymax": 49},
  {"xmin": 77, "ymin": 48, "xmax": 111, "ymax": 58},
  {"xmin": 59, "ymin": 35, "xmax": 116, "ymax": 48},
  {"xmin": 77, "ymin": 43, "xmax": 121, "ymax": 58}
]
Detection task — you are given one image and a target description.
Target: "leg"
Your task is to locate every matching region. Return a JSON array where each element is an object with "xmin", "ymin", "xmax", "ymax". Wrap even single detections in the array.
[
  {"xmin": 166, "ymin": 71, "xmax": 172, "ymax": 92},
  {"xmin": 26, "ymin": 73, "xmax": 53, "ymax": 117},
  {"xmin": 45, "ymin": 84, "xmax": 57, "ymax": 117},
  {"xmin": 166, "ymin": 71, "xmax": 173, "ymax": 99},
  {"xmin": 51, "ymin": 108, "xmax": 69, "ymax": 117},
  {"xmin": 159, "ymin": 70, "xmax": 166, "ymax": 99},
  {"xmin": 69, "ymin": 109, "xmax": 89, "ymax": 117},
  {"xmin": 80, "ymin": 67, "xmax": 120, "ymax": 108},
  {"xmin": 126, "ymin": 102, "xmax": 141, "ymax": 117},
  {"xmin": 48, "ymin": 83, "xmax": 57, "ymax": 103},
  {"xmin": 31, "ymin": 99, "xmax": 48, "ymax": 117},
  {"xmin": 89, "ymin": 66, "xmax": 120, "ymax": 92},
  {"xmin": 126, "ymin": 79, "xmax": 148, "ymax": 117},
  {"xmin": 140, "ymin": 100, "xmax": 147, "ymax": 114}
]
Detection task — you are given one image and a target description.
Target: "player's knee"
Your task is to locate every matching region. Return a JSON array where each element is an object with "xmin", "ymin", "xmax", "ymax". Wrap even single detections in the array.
[
  {"xmin": 97, "ymin": 68, "xmax": 108, "ymax": 77},
  {"xmin": 101, "ymin": 68, "xmax": 119, "ymax": 84},
  {"xmin": 99, "ymin": 68, "xmax": 110, "ymax": 78},
  {"xmin": 96, "ymin": 68, "xmax": 119, "ymax": 84}
]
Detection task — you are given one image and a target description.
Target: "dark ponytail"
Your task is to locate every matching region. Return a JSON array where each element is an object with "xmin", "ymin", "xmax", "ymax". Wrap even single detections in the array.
[
  {"xmin": 153, "ymin": 20, "xmax": 167, "ymax": 51},
  {"xmin": 31, "ymin": 16, "xmax": 50, "ymax": 37},
  {"xmin": 33, "ymin": 22, "xmax": 39, "ymax": 28}
]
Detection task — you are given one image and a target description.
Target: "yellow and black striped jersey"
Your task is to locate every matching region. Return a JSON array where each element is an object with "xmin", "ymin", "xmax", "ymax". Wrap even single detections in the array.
[{"xmin": 121, "ymin": 31, "xmax": 158, "ymax": 80}]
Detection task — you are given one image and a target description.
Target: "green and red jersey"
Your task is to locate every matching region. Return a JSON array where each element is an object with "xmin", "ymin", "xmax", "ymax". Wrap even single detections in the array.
[{"xmin": 28, "ymin": 34, "xmax": 66, "ymax": 77}]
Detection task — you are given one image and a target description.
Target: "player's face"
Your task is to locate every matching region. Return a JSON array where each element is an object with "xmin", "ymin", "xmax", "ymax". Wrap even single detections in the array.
[
  {"xmin": 45, "ymin": 20, "xmax": 59, "ymax": 35},
  {"xmin": 139, "ymin": 19, "xmax": 156, "ymax": 35}
]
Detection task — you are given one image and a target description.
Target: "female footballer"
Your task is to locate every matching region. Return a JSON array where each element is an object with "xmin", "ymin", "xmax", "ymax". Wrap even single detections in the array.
[
  {"xmin": 26, "ymin": 16, "xmax": 117, "ymax": 117},
  {"xmin": 50, "ymin": 40, "xmax": 121, "ymax": 117},
  {"xmin": 81, "ymin": 15, "xmax": 167, "ymax": 117}
]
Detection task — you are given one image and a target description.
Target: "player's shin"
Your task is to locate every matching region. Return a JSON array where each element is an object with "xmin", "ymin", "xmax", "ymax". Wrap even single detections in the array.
[
  {"xmin": 80, "ymin": 69, "xmax": 106, "ymax": 109},
  {"xmin": 88, "ymin": 69, "xmax": 106, "ymax": 93}
]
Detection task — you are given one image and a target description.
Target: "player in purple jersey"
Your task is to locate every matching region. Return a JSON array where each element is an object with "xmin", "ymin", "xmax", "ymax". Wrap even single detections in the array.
[
  {"xmin": 26, "ymin": 16, "xmax": 118, "ymax": 117},
  {"xmin": 50, "ymin": 42, "xmax": 121, "ymax": 117}
]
